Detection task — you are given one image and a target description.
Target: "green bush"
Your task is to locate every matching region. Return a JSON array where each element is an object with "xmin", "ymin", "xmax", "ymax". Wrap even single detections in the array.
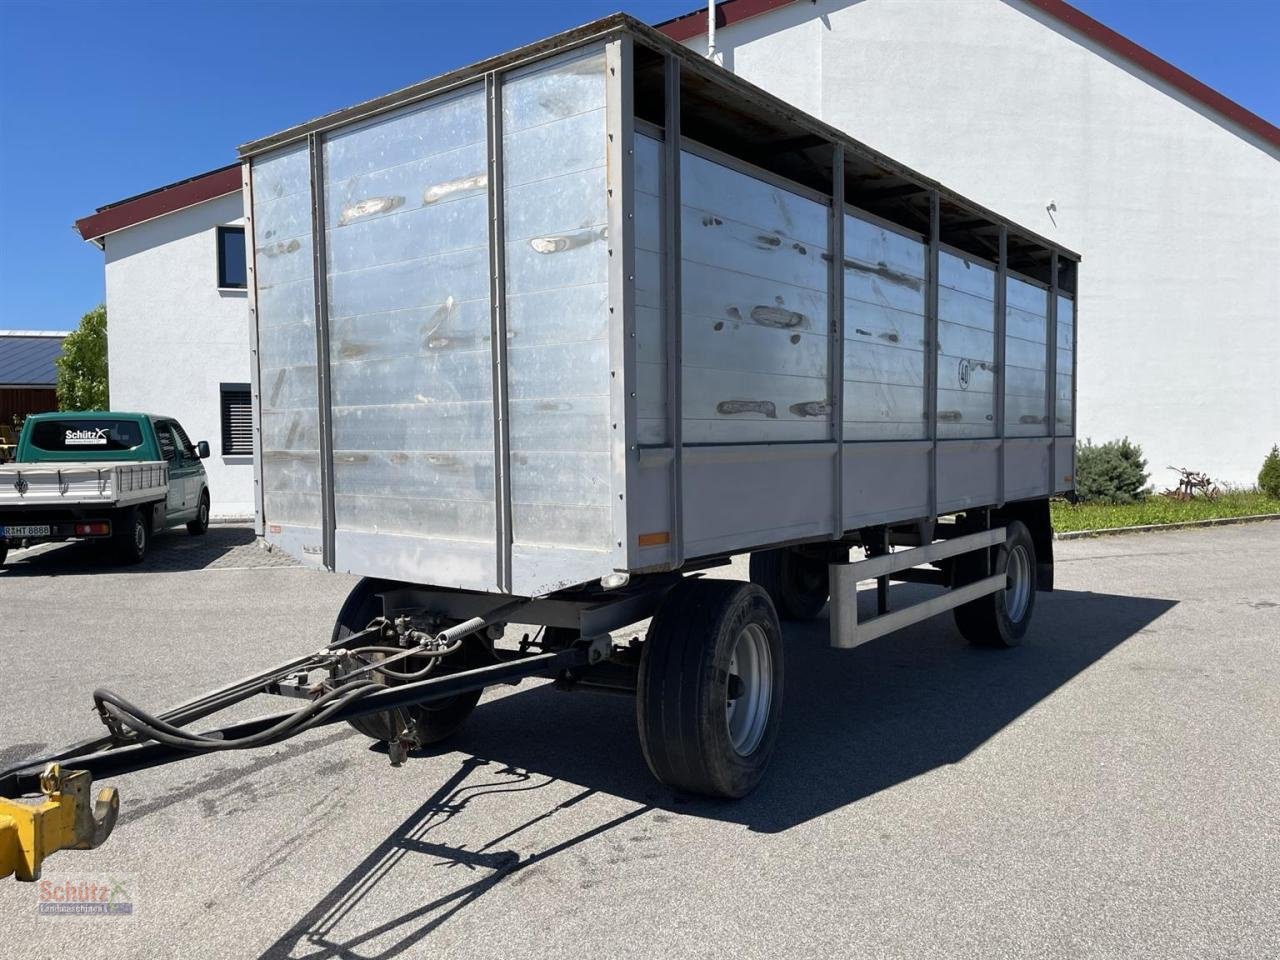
[
  {"xmin": 1260, "ymin": 444, "xmax": 1280, "ymax": 499},
  {"xmin": 1075, "ymin": 437, "xmax": 1149, "ymax": 504}
]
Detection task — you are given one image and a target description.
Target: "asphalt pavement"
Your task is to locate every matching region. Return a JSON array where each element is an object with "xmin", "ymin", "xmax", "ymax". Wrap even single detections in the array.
[{"xmin": 1, "ymin": 522, "xmax": 1276, "ymax": 959}]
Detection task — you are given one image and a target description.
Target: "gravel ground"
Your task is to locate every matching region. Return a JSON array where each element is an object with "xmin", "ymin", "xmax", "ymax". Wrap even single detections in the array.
[{"xmin": 1, "ymin": 522, "xmax": 1276, "ymax": 959}]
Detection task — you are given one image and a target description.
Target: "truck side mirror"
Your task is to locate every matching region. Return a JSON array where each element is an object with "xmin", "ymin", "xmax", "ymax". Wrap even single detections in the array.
[{"xmin": 196, "ymin": 441, "xmax": 211, "ymax": 459}]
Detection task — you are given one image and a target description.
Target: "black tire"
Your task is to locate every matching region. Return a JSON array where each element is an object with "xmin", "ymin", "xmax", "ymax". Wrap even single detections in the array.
[
  {"xmin": 953, "ymin": 519, "xmax": 1037, "ymax": 648},
  {"xmin": 113, "ymin": 506, "xmax": 149, "ymax": 564},
  {"xmin": 0, "ymin": 542, "xmax": 7, "ymax": 567},
  {"xmin": 637, "ymin": 578, "xmax": 783, "ymax": 799},
  {"xmin": 749, "ymin": 547, "xmax": 829, "ymax": 620},
  {"xmin": 186, "ymin": 491, "xmax": 210, "ymax": 535},
  {"xmin": 332, "ymin": 577, "xmax": 483, "ymax": 745}
]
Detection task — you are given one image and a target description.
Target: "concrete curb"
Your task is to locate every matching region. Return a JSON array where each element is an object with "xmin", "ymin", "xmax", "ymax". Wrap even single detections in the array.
[{"xmin": 1054, "ymin": 513, "xmax": 1280, "ymax": 540}]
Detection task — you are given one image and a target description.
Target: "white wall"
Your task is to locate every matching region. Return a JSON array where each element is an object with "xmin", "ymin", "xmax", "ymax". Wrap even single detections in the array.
[
  {"xmin": 686, "ymin": 0, "xmax": 1280, "ymax": 486},
  {"xmin": 104, "ymin": 191, "xmax": 253, "ymax": 517}
]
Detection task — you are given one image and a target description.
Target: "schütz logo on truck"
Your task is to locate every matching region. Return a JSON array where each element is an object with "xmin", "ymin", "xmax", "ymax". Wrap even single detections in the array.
[{"xmin": 64, "ymin": 428, "xmax": 110, "ymax": 446}]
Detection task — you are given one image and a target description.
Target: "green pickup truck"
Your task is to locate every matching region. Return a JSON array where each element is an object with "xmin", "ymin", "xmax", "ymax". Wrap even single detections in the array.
[{"xmin": 0, "ymin": 412, "xmax": 212, "ymax": 566}]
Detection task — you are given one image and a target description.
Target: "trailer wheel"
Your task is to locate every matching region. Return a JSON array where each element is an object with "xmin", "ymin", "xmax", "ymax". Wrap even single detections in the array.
[
  {"xmin": 749, "ymin": 547, "xmax": 828, "ymax": 620},
  {"xmin": 332, "ymin": 578, "xmax": 483, "ymax": 746},
  {"xmin": 113, "ymin": 506, "xmax": 149, "ymax": 564},
  {"xmin": 953, "ymin": 520, "xmax": 1037, "ymax": 648},
  {"xmin": 637, "ymin": 578, "xmax": 783, "ymax": 799}
]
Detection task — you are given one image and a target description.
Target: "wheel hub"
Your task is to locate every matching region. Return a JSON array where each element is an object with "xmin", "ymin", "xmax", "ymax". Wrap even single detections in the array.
[
  {"xmin": 1004, "ymin": 543, "xmax": 1031, "ymax": 622},
  {"xmin": 725, "ymin": 622, "xmax": 773, "ymax": 756}
]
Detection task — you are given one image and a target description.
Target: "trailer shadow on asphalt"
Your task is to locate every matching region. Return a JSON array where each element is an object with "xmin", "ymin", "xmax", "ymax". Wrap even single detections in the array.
[
  {"xmin": 257, "ymin": 584, "xmax": 1176, "ymax": 959},
  {"xmin": 455, "ymin": 585, "xmax": 1177, "ymax": 832}
]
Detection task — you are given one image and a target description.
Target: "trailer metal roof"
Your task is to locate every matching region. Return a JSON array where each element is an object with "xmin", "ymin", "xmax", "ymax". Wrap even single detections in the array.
[{"xmin": 237, "ymin": 15, "xmax": 1079, "ymax": 272}]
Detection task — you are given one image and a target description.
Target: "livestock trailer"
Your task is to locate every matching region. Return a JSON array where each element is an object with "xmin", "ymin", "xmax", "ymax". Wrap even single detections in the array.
[
  {"xmin": 238, "ymin": 9, "xmax": 1076, "ymax": 793},
  {"xmin": 1, "ymin": 13, "xmax": 1080, "ymax": 880}
]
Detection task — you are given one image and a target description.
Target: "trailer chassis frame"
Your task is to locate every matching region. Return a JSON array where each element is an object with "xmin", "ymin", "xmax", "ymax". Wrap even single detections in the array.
[
  {"xmin": 0, "ymin": 574, "xmax": 692, "ymax": 880},
  {"xmin": 1, "ymin": 522, "xmax": 1024, "ymax": 880}
]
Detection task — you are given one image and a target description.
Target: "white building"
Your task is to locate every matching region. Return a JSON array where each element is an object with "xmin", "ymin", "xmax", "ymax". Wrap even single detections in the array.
[
  {"xmin": 73, "ymin": 0, "xmax": 1278, "ymax": 498},
  {"xmin": 76, "ymin": 165, "xmax": 255, "ymax": 518},
  {"xmin": 659, "ymin": 0, "xmax": 1280, "ymax": 486}
]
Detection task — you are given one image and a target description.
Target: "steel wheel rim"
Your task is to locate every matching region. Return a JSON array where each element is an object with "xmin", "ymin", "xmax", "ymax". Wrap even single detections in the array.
[
  {"xmin": 134, "ymin": 520, "xmax": 146, "ymax": 552},
  {"xmin": 200, "ymin": 500, "xmax": 208, "ymax": 525},
  {"xmin": 725, "ymin": 622, "xmax": 772, "ymax": 756},
  {"xmin": 1004, "ymin": 543, "xmax": 1031, "ymax": 622}
]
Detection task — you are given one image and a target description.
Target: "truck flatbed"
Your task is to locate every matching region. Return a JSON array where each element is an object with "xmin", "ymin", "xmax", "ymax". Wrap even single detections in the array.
[{"xmin": 0, "ymin": 460, "xmax": 169, "ymax": 510}]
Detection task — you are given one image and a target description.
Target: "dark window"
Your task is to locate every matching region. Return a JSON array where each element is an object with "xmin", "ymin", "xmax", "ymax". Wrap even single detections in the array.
[
  {"xmin": 217, "ymin": 226, "xmax": 247, "ymax": 289},
  {"xmin": 155, "ymin": 423, "xmax": 176, "ymax": 462},
  {"xmin": 220, "ymin": 384, "xmax": 253, "ymax": 456},
  {"xmin": 28, "ymin": 418, "xmax": 144, "ymax": 452},
  {"xmin": 170, "ymin": 422, "xmax": 197, "ymax": 459}
]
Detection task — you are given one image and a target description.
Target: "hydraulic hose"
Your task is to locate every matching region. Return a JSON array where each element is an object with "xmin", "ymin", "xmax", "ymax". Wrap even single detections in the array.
[{"xmin": 92, "ymin": 679, "xmax": 383, "ymax": 753}]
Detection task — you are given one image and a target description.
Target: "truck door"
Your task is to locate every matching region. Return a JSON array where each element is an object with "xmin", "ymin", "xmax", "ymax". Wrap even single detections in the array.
[
  {"xmin": 155, "ymin": 422, "xmax": 186, "ymax": 517},
  {"xmin": 168, "ymin": 422, "xmax": 202, "ymax": 514}
]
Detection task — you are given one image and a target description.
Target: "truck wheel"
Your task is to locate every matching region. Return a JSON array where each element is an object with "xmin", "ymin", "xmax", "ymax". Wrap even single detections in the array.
[
  {"xmin": 0, "ymin": 543, "xmax": 7, "ymax": 567},
  {"xmin": 953, "ymin": 520, "xmax": 1037, "ymax": 648},
  {"xmin": 637, "ymin": 579, "xmax": 783, "ymax": 799},
  {"xmin": 113, "ymin": 506, "xmax": 149, "ymax": 564},
  {"xmin": 331, "ymin": 578, "xmax": 483, "ymax": 746},
  {"xmin": 186, "ymin": 491, "xmax": 210, "ymax": 535},
  {"xmin": 749, "ymin": 547, "xmax": 828, "ymax": 620}
]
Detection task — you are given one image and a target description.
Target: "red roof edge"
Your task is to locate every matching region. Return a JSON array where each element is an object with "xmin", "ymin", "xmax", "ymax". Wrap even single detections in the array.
[
  {"xmin": 74, "ymin": 163, "xmax": 242, "ymax": 243},
  {"xmin": 1023, "ymin": 0, "xmax": 1279, "ymax": 149},
  {"xmin": 657, "ymin": 0, "xmax": 799, "ymax": 42},
  {"xmin": 655, "ymin": 0, "xmax": 1280, "ymax": 150}
]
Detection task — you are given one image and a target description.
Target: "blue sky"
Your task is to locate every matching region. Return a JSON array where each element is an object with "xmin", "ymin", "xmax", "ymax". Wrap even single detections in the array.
[{"xmin": 1, "ymin": 0, "xmax": 1275, "ymax": 332}]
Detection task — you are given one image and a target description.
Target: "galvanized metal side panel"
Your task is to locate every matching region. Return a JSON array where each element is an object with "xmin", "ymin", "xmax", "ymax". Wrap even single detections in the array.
[
  {"xmin": 936, "ymin": 250, "xmax": 997, "ymax": 439},
  {"xmin": 1003, "ymin": 436, "xmax": 1053, "ymax": 502},
  {"xmin": 681, "ymin": 443, "xmax": 836, "ymax": 557},
  {"xmin": 1054, "ymin": 439, "xmax": 1075, "ymax": 494},
  {"xmin": 501, "ymin": 43, "xmax": 615, "ymax": 590},
  {"xmin": 842, "ymin": 213, "xmax": 927, "ymax": 441},
  {"xmin": 842, "ymin": 440, "xmax": 931, "ymax": 529},
  {"xmin": 680, "ymin": 151, "xmax": 830, "ymax": 444},
  {"xmin": 936, "ymin": 438, "xmax": 1000, "ymax": 513},
  {"xmin": 335, "ymin": 529, "xmax": 499, "ymax": 592},
  {"xmin": 1055, "ymin": 295, "xmax": 1075, "ymax": 437},
  {"xmin": 630, "ymin": 55, "xmax": 683, "ymax": 574},
  {"xmin": 320, "ymin": 83, "xmax": 499, "ymax": 588},
  {"xmin": 250, "ymin": 144, "xmax": 324, "ymax": 565},
  {"xmin": 1004, "ymin": 276, "xmax": 1050, "ymax": 437},
  {"xmin": 634, "ymin": 133, "xmax": 667, "ymax": 446}
]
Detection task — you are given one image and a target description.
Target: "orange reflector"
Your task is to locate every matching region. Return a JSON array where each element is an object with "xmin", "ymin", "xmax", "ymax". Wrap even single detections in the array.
[
  {"xmin": 269, "ymin": 524, "xmax": 282, "ymax": 534},
  {"xmin": 638, "ymin": 531, "xmax": 670, "ymax": 547}
]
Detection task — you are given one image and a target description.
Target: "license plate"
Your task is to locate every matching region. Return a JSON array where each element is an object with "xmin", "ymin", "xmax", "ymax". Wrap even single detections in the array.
[{"xmin": 2, "ymin": 525, "xmax": 51, "ymax": 538}]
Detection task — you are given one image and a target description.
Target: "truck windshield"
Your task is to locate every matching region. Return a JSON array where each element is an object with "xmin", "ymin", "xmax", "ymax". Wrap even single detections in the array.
[{"xmin": 28, "ymin": 419, "xmax": 144, "ymax": 453}]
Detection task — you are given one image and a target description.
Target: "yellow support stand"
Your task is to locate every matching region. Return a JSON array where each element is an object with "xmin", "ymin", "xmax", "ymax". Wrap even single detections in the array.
[{"xmin": 0, "ymin": 764, "xmax": 119, "ymax": 882}]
